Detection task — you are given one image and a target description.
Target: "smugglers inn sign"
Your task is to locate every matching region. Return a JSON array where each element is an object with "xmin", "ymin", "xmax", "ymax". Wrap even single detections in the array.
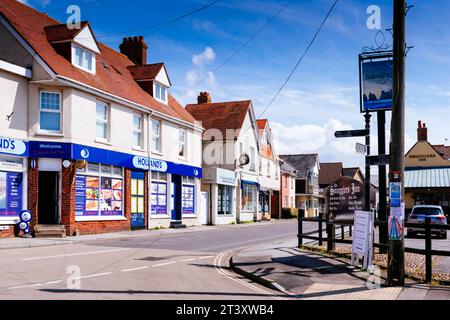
[{"xmin": 326, "ymin": 176, "xmax": 365, "ymax": 223}]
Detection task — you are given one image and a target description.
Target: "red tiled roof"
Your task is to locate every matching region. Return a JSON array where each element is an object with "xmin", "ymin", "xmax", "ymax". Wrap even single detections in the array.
[
  {"xmin": 128, "ymin": 63, "xmax": 164, "ymax": 81},
  {"xmin": 319, "ymin": 162, "xmax": 343, "ymax": 186},
  {"xmin": 433, "ymin": 145, "xmax": 450, "ymax": 160},
  {"xmin": 256, "ymin": 119, "xmax": 268, "ymax": 134},
  {"xmin": 44, "ymin": 21, "xmax": 89, "ymax": 42},
  {"xmin": 185, "ymin": 100, "xmax": 252, "ymax": 138},
  {"xmin": 0, "ymin": 0, "xmax": 197, "ymax": 124}
]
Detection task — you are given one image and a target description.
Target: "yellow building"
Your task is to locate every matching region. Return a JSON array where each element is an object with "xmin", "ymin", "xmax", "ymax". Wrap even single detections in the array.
[{"xmin": 404, "ymin": 121, "xmax": 450, "ymax": 216}]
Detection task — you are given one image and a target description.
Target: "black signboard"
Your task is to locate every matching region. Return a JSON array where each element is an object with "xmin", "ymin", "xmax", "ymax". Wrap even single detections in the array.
[
  {"xmin": 326, "ymin": 176, "xmax": 365, "ymax": 224},
  {"xmin": 367, "ymin": 154, "xmax": 390, "ymax": 166},
  {"xmin": 334, "ymin": 129, "xmax": 369, "ymax": 138}
]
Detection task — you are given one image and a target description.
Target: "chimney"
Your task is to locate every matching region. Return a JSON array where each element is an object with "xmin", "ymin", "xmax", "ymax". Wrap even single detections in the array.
[
  {"xmin": 119, "ymin": 36, "xmax": 148, "ymax": 65},
  {"xmin": 417, "ymin": 120, "xmax": 428, "ymax": 142},
  {"xmin": 197, "ymin": 92, "xmax": 212, "ymax": 104}
]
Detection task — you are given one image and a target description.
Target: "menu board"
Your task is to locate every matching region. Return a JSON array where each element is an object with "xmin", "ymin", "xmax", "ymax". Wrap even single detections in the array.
[
  {"xmin": 75, "ymin": 175, "xmax": 123, "ymax": 216},
  {"xmin": 0, "ymin": 171, "xmax": 23, "ymax": 217},
  {"xmin": 151, "ymin": 182, "xmax": 167, "ymax": 214},
  {"xmin": 182, "ymin": 184, "xmax": 195, "ymax": 214}
]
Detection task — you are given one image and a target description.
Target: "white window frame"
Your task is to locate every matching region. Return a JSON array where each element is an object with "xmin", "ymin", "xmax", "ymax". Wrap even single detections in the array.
[
  {"xmin": 72, "ymin": 44, "xmax": 96, "ymax": 74},
  {"xmin": 39, "ymin": 90, "xmax": 62, "ymax": 133},
  {"xmin": 249, "ymin": 147, "xmax": 256, "ymax": 172},
  {"xmin": 133, "ymin": 113, "xmax": 143, "ymax": 148},
  {"xmin": 96, "ymin": 101, "xmax": 109, "ymax": 142},
  {"xmin": 151, "ymin": 119, "xmax": 161, "ymax": 153},
  {"xmin": 154, "ymin": 82, "xmax": 168, "ymax": 104},
  {"xmin": 179, "ymin": 128, "xmax": 186, "ymax": 159}
]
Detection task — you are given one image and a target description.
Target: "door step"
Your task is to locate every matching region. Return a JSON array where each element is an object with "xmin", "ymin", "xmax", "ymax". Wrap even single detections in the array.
[
  {"xmin": 170, "ymin": 221, "xmax": 187, "ymax": 229},
  {"xmin": 34, "ymin": 225, "xmax": 67, "ymax": 238}
]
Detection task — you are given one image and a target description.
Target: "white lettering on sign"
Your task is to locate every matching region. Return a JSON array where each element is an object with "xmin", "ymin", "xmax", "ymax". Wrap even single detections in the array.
[{"xmin": 0, "ymin": 138, "xmax": 27, "ymax": 156}]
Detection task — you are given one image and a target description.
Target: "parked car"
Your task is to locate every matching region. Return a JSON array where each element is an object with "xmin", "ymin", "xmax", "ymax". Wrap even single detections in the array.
[{"xmin": 407, "ymin": 205, "xmax": 447, "ymax": 239}]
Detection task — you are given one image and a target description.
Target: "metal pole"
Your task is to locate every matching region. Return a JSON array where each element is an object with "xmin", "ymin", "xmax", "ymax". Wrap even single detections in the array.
[
  {"xmin": 425, "ymin": 217, "xmax": 432, "ymax": 283},
  {"xmin": 388, "ymin": 0, "xmax": 406, "ymax": 287},
  {"xmin": 378, "ymin": 111, "xmax": 388, "ymax": 252},
  {"xmin": 364, "ymin": 113, "xmax": 371, "ymax": 212}
]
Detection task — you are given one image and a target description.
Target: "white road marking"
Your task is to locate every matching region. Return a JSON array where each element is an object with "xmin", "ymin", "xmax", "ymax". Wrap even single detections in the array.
[
  {"xmin": 214, "ymin": 249, "xmax": 289, "ymax": 300},
  {"xmin": 152, "ymin": 261, "xmax": 176, "ymax": 267},
  {"xmin": 21, "ymin": 248, "xmax": 130, "ymax": 261},
  {"xmin": 121, "ymin": 266, "xmax": 149, "ymax": 272},
  {"xmin": 74, "ymin": 272, "xmax": 113, "ymax": 280},
  {"xmin": 198, "ymin": 255, "xmax": 215, "ymax": 260},
  {"xmin": 181, "ymin": 258, "xmax": 196, "ymax": 262},
  {"xmin": 45, "ymin": 280, "xmax": 62, "ymax": 285}
]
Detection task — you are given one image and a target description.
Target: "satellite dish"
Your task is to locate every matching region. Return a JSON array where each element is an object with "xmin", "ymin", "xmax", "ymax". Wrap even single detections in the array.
[{"xmin": 239, "ymin": 153, "xmax": 250, "ymax": 166}]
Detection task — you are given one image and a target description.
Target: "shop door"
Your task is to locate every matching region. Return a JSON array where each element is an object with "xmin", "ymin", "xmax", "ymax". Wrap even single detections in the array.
[
  {"xmin": 200, "ymin": 191, "xmax": 209, "ymax": 225},
  {"xmin": 38, "ymin": 172, "xmax": 59, "ymax": 225},
  {"xmin": 130, "ymin": 172, "xmax": 145, "ymax": 230},
  {"xmin": 171, "ymin": 175, "xmax": 182, "ymax": 222}
]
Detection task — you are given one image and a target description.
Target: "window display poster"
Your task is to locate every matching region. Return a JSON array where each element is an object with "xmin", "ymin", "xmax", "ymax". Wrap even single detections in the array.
[
  {"xmin": 75, "ymin": 175, "xmax": 123, "ymax": 216},
  {"xmin": 151, "ymin": 182, "xmax": 167, "ymax": 214},
  {"xmin": 0, "ymin": 171, "xmax": 23, "ymax": 217},
  {"xmin": 182, "ymin": 184, "xmax": 195, "ymax": 214}
]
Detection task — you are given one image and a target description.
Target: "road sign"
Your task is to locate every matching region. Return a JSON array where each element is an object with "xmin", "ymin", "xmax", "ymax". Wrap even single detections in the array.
[
  {"xmin": 367, "ymin": 154, "xmax": 390, "ymax": 166},
  {"xmin": 355, "ymin": 143, "xmax": 367, "ymax": 154},
  {"xmin": 334, "ymin": 129, "xmax": 369, "ymax": 138}
]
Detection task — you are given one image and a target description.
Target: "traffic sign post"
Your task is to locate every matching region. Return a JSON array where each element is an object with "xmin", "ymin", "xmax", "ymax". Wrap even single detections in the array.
[
  {"xmin": 367, "ymin": 154, "xmax": 391, "ymax": 166},
  {"xmin": 334, "ymin": 129, "xmax": 369, "ymax": 138},
  {"xmin": 355, "ymin": 143, "xmax": 367, "ymax": 155}
]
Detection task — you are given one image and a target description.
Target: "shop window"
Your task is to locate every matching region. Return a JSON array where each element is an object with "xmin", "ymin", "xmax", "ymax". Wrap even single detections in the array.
[
  {"xmin": 241, "ymin": 184, "xmax": 256, "ymax": 212},
  {"xmin": 40, "ymin": 91, "xmax": 61, "ymax": 132},
  {"xmin": 218, "ymin": 185, "xmax": 233, "ymax": 215},
  {"xmin": 182, "ymin": 176, "xmax": 195, "ymax": 215},
  {"xmin": 131, "ymin": 172, "xmax": 145, "ymax": 228},
  {"xmin": 151, "ymin": 172, "xmax": 167, "ymax": 215},
  {"xmin": 0, "ymin": 170, "xmax": 23, "ymax": 218},
  {"xmin": 75, "ymin": 162, "xmax": 123, "ymax": 218}
]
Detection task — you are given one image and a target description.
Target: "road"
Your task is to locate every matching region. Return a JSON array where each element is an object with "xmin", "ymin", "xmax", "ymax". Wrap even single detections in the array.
[{"xmin": 0, "ymin": 221, "xmax": 310, "ymax": 300}]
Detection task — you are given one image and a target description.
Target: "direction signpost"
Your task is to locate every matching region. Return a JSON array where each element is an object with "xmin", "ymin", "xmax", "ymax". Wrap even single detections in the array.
[
  {"xmin": 355, "ymin": 143, "xmax": 367, "ymax": 155},
  {"xmin": 367, "ymin": 154, "xmax": 391, "ymax": 166},
  {"xmin": 334, "ymin": 129, "xmax": 369, "ymax": 138}
]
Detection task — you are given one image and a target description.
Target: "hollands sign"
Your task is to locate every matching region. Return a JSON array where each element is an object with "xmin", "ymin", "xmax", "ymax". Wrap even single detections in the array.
[{"xmin": 326, "ymin": 176, "xmax": 365, "ymax": 224}]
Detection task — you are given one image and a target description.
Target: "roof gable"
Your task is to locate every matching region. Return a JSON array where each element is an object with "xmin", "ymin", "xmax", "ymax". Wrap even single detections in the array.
[
  {"xmin": 280, "ymin": 154, "xmax": 319, "ymax": 178},
  {"xmin": 405, "ymin": 141, "xmax": 450, "ymax": 168},
  {"xmin": 74, "ymin": 24, "xmax": 100, "ymax": 53}
]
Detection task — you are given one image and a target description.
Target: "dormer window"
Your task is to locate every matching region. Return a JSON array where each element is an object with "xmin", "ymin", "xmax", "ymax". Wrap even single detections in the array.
[
  {"xmin": 154, "ymin": 82, "xmax": 168, "ymax": 104},
  {"xmin": 72, "ymin": 44, "xmax": 96, "ymax": 73}
]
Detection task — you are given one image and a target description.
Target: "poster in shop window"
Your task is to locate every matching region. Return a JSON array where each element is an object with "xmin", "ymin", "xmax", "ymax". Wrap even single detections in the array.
[
  {"xmin": 151, "ymin": 182, "xmax": 167, "ymax": 214},
  {"xmin": 182, "ymin": 185, "xmax": 195, "ymax": 214},
  {"xmin": 0, "ymin": 172, "xmax": 23, "ymax": 217}
]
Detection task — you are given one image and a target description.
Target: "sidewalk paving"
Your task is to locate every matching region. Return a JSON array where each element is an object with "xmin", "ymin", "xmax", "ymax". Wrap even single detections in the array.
[
  {"xmin": 230, "ymin": 238, "xmax": 450, "ymax": 300},
  {"xmin": 0, "ymin": 220, "xmax": 292, "ymax": 250}
]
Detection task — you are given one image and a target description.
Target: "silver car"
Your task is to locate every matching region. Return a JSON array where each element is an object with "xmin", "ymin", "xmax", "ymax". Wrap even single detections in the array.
[{"xmin": 407, "ymin": 205, "xmax": 448, "ymax": 239}]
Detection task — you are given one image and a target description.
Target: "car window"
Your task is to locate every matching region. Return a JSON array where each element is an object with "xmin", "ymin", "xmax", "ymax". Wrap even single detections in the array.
[{"xmin": 412, "ymin": 208, "xmax": 443, "ymax": 216}]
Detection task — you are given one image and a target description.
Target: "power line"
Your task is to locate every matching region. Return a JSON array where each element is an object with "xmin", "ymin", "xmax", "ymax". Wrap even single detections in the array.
[
  {"xmin": 97, "ymin": 0, "xmax": 223, "ymax": 43},
  {"xmin": 257, "ymin": 0, "xmax": 339, "ymax": 119},
  {"xmin": 194, "ymin": 0, "xmax": 293, "ymax": 88}
]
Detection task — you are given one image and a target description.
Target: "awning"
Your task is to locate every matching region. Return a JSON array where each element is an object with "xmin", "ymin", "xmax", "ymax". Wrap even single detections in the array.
[
  {"xmin": 241, "ymin": 180, "xmax": 260, "ymax": 189},
  {"xmin": 405, "ymin": 167, "xmax": 450, "ymax": 188}
]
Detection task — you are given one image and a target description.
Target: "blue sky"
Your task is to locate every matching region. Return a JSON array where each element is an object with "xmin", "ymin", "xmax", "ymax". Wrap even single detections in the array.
[{"xmin": 20, "ymin": 0, "xmax": 450, "ymax": 168}]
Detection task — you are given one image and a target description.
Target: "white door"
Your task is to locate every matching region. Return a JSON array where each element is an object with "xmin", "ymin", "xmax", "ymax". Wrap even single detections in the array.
[{"xmin": 200, "ymin": 192, "xmax": 209, "ymax": 225}]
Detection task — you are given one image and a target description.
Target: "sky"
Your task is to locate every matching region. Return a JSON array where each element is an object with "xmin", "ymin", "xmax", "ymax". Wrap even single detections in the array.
[{"xmin": 17, "ymin": 0, "xmax": 450, "ymax": 170}]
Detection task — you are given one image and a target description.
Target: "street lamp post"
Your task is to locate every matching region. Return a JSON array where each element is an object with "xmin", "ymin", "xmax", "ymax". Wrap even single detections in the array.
[{"xmin": 388, "ymin": 0, "xmax": 406, "ymax": 286}]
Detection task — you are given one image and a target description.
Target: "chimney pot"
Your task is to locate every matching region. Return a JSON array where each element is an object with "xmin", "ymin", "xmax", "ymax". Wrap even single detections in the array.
[
  {"xmin": 119, "ymin": 36, "xmax": 148, "ymax": 65},
  {"xmin": 417, "ymin": 120, "xmax": 428, "ymax": 142},
  {"xmin": 197, "ymin": 92, "xmax": 212, "ymax": 104}
]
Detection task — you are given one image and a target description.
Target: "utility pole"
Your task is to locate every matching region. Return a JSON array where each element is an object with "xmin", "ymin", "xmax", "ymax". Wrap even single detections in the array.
[
  {"xmin": 364, "ymin": 112, "xmax": 371, "ymax": 212},
  {"xmin": 378, "ymin": 111, "xmax": 388, "ymax": 252},
  {"xmin": 388, "ymin": 0, "xmax": 406, "ymax": 286}
]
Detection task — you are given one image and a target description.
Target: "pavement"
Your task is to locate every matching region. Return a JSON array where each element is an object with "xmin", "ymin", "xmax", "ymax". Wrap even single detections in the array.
[{"xmin": 230, "ymin": 237, "xmax": 450, "ymax": 300}]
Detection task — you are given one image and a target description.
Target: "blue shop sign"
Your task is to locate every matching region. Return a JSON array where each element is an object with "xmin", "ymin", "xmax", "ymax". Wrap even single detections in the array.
[
  {"xmin": 0, "ymin": 137, "xmax": 28, "ymax": 157},
  {"xmin": 151, "ymin": 159, "xmax": 202, "ymax": 178},
  {"xmin": 29, "ymin": 141, "xmax": 71, "ymax": 158}
]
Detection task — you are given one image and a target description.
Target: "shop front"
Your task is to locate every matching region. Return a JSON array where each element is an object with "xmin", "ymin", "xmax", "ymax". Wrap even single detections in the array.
[
  {"xmin": 28, "ymin": 141, "xmax": 150, "ymax": 236},
  {"xmin": 0, "ymin": 137, "xmax": 28, "ymax": 238},
  {"xmin": 239, "ymin": 173, "xmax": 259, "ymax": 222},
  {"xmin": 258, "ymin": 189, "xmax": 270, "ymax": 220},
  {"xmin": 202, "ymin": 167, "xmax": 236, "ymax": 225},
  {"xmin": 149, "ymin": 159, "xmax": 202, "ymax": 229}
]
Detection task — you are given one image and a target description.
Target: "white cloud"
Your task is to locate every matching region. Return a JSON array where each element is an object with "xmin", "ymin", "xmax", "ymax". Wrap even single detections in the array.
[
  {"xmin": 17, "ymin": 0, "xmax": 29, "ymax": 4},
  {"xmin": 192, "ymin": 47, "xmax": 216, "ymax": 66}
]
